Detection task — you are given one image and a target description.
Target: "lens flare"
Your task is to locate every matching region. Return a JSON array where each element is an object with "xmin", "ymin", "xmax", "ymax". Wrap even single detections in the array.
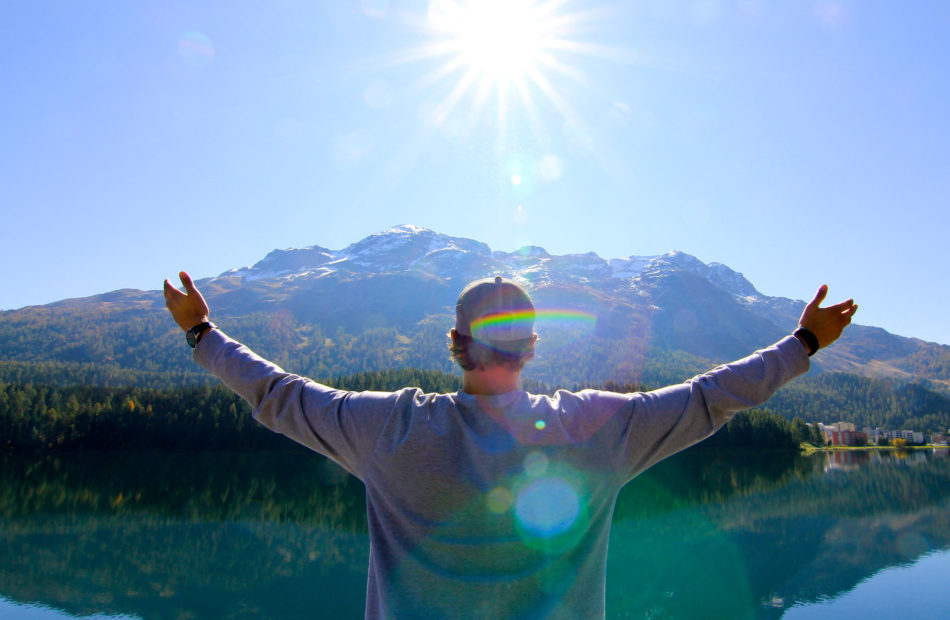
[
  {"xmin": 471, "ymin": 309, "xmax": 596, "ymax": 337},
  {"xmin": 178, "ymin": 32, "xmax": 215, "ymax": 68},
  {"xmin": 515, "ymin": 477, "xmax": 580, "ymax": 538},
  {"xmin": 510, "ymin": 462, "xmax": 590, "ymax": 552},
  {"xmin": 486, "ymin": 486, "xmax": 513, "ymax": 513},
  {"xmin": 524, "ymin": 451, "xmax": 549, "ymax": 476},
  {"xmin": 537, "ymin": 154, "xmax": 564, "ymax": 181},
  {"xmin": 535, "ymin": 309, "xmax": 597, "ymax": 327},
  {"xmin": 470, "ymin": 310, "xmax": 535, "ymax": 341},
  {"xmin": 513, "ymin": 205, "xmax": 528, "ymax": 227}
]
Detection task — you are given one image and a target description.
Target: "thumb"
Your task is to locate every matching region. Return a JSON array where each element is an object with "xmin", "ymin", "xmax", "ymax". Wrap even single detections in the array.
[
  {"xmin": 163, "ymin": 278, "xmax": 182, "ymax": 300},
  {"xmin": 807, "ymin": 284, "xmax": 828, "ymax": 310}
]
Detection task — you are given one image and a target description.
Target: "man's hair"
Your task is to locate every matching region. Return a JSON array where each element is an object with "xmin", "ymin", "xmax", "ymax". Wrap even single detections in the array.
[{"xmin": 448, "ymin": 332, "xmax": 535, "ymax": 371}]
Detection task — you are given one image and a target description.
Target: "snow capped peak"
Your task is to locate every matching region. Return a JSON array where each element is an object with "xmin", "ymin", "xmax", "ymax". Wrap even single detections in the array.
[
  {"xmin": 214, "ymin": 227, "xmax": 758, "ymax": 300},
  {"xmin": 608, "ymin": 255, "xmax": 657, "ymax": 279},
  {"xmin": 380, "ymin": 224, "xmax": 432, "ymax": 236},
  {"xmin": 655, "ymin": 250, "xmax": 706, "ymax": 270}
]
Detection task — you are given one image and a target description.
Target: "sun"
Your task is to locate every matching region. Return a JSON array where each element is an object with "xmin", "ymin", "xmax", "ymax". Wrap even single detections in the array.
[
  {"xmin": 368, "ymin": 1, "xmax": 626, "ymax": 151},
  {"xmin": 428, "ymin": 0, "xmax": 547, "ymax": 85},
  {"xmin": 405, "ymin": 0, "xmax": 606, "ymax": 131}
]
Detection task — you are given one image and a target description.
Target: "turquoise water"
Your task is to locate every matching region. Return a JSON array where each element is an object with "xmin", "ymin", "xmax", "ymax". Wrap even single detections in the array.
[
  {"xmin": 784, "ymin": 550, "xmax": 950, "ymax": 619},
  {"xmin": 1, "ymin": 449, "xmax": 947, "ymax": 618}
]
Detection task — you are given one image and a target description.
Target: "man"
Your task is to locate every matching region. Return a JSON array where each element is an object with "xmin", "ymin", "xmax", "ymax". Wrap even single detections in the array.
[{"xmin": 164, "ymin": 272, "xmax": 856, "ymax": 619}]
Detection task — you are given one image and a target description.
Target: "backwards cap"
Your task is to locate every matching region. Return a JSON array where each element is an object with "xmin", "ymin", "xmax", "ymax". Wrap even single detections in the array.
[{"xmin": 455, "ymin": 276, "xmax": 535, "ymax": 345}]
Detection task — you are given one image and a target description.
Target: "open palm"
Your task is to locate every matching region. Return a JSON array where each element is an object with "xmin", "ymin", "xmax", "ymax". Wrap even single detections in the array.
[{"xmin": 163, "ymin": 271, "xmax": 210, "ymax": 331}]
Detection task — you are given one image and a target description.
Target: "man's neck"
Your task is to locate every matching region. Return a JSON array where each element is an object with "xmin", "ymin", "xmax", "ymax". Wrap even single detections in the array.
[{"xmin": 462, "ymin": 366, "xmax": 522, "ymax": 395}]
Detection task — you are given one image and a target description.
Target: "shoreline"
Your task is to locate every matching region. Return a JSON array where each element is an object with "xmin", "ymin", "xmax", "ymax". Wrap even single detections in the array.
[{"xmin": 802, "ymin": 444, "xmax": 950, "ymax": 453}]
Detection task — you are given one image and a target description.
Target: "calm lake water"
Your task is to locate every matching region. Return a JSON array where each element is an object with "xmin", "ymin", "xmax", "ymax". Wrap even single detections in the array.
[{"xmin": 1, "ymin": 448, "xmax": 948, "ymax": 619}]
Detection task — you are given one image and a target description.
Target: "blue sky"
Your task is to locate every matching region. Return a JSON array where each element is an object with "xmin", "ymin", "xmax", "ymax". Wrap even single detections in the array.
[{"xmin": 2, "ymin": 1, "xmax": 948, "ymax": 345}]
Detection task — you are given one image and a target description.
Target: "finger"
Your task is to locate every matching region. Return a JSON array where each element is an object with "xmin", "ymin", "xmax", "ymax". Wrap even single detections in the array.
[
  {"xmin": 807, "ymin": 284, "xmax": 828, "ymax": 309},
  {"xmin": 838, "ymin": 303, "xmax": 857, "ymax": 326},
  {"xmin": 826, "ymin": 299, "xmax": 855, "ymax": 313},
  {"xmin": 179, "ymin": 271, "xmax": 198, "ymax": 294}
]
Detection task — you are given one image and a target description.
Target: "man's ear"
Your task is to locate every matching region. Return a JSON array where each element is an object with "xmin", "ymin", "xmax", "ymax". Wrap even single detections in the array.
[{"xmin": 523, "ymin": 333, "xmax": 539, "ymax": 361}]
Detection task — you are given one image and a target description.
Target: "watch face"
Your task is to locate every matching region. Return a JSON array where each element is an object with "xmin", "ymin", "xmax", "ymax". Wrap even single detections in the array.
[{"xmin": 186, "ymin": 330, "xmax": 198, "ymax": 348}]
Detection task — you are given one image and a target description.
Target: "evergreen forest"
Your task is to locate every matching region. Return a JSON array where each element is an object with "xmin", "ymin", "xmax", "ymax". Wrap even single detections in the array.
[{"xmin": 0, "ymin": 367, "xmax": 853, "ymax": 453}]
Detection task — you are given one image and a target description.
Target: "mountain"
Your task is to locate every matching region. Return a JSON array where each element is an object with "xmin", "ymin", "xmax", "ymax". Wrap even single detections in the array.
[{"xmin": 2, "ymin": 225, "xmax": 949, "ymax": 391}]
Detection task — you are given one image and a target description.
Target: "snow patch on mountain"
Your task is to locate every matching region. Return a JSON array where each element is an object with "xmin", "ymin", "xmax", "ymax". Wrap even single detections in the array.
[
  {"xmin": 608, "ymin": 256, "xmax": 656, "ymax": 279},
  {"xmin": 218, "ymin": 227, "xmax": 769, "ymax": 308}
]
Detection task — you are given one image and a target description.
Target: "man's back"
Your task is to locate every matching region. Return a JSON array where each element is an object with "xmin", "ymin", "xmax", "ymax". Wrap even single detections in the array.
[
  {"xmin": 166, "ymin": 272, "xmax": 854, "ymax": 618},
  {"xmin": 194, "ymin": 328, "xmax": 808, "ymax": 618}
]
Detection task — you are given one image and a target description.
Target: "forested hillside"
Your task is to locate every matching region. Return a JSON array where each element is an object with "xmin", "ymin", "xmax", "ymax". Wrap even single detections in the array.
[{"xmin": 5, "ymin": 361, "xmax": 948, "ymax": 454}]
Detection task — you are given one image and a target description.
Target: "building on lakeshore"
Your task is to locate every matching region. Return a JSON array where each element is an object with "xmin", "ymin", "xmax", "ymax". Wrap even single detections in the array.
[
  {"xmin": 864, "ymin": 427, "xmax": 883, "ymax": 445},
  {"xmin": 827, "ymin": 429, "xmax": 869, "ymax": 447},
  {"xmin": 829, "ymin": 421, "xmax": 856, "ymax": 432},
  {"xmin": 888, "ymin": 430, "xmax": 925, "ymax": 445},
  {"xmin": 820, "ymin": 423, "xmax": 938, "ymax": 447}
]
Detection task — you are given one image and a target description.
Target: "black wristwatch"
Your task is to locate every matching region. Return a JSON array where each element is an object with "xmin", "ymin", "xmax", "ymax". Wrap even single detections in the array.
[
  {"xmin": 793, "ymin": 327, "xmax": 819, "ymax": 356},
  {"xmin": 186, "ymin": 322, "xmax": 215, "ymax": 348}
]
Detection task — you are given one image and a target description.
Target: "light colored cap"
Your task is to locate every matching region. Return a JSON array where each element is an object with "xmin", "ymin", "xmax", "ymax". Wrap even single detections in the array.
[{"xmin": 455, "ymin": 276, "xmax": 535, "ymax": 343}]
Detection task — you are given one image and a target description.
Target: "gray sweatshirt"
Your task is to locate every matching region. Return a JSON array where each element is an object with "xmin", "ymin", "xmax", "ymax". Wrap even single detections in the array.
[{"xmin": 194, "ymin": 330, "xmax": 809, "ymax": 619}]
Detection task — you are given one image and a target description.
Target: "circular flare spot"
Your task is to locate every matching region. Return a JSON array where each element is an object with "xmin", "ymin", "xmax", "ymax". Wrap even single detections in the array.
[
  {"xmin": 515, "ymin": 477, "xmax": 580, "ymax": 538},
  {"xmin": 524, "ymin": 451, "xmax": 549, "ymax": 477},
  {"xmin": 487, "ymin": 487, "xmax": 513, "ymax": 513},
  {"xmin": 535, "ymin": 419, "xmax": 546, "ymax": 430}
]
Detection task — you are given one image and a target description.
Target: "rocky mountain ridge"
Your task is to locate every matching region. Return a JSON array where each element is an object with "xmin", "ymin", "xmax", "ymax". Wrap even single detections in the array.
[{"xmin": 3, "ymin": 225, "xmax": 948, "ymax": 389}]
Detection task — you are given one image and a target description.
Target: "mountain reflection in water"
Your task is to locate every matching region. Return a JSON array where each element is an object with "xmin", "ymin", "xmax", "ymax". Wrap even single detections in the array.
[{"xmin": 1, "ymin": 449, "xmax": 948, "ymax": 619}]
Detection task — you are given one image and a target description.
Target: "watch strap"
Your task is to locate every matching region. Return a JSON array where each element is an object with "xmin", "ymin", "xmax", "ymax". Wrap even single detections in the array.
[
  {"xmin": 794, "ymin": 327, "xmax": 819, "ymax": 356},
  {"xmin": 186, "ymin": 322, "xmax": 215, "ymax": 348}
]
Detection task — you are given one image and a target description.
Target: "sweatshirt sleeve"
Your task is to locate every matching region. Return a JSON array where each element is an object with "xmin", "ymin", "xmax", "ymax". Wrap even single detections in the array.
[
  {"xmin": 615, "ymin": 335, "xmax": 810, "ymax": 481},
  {"xmin": 193, "ymin": 328, "xmax": 395, "ymax": 479}
]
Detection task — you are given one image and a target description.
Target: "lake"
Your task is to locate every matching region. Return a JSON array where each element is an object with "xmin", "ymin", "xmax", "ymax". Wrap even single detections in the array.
[{"xmin": 1, "ymin": 448, "xmax": 948, "ymax": 619}]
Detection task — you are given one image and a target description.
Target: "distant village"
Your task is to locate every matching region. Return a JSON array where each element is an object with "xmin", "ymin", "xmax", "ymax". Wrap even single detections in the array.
[{"xmin": 817, "ymin": 422, "xmax": 950, "ymax": 447}]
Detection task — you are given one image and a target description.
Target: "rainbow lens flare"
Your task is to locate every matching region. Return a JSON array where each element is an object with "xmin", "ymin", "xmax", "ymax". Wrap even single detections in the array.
[
  {"xmin": 470, "ymin": 310, "xmax": 535, "ymax": 343},
  {"xmin": 178, "ymin": 32, "xmax": 215, "ymax": 68},
  {"xmin": 535, "ymin": 308, "xmax": 596, "ymax": 328},
  {"xmin": 470, "ymin": 308, "xmax": 596, "ymax": 341}
]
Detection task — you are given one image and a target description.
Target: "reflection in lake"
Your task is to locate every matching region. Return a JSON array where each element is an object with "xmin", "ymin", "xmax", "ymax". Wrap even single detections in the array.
[{"xmin": 1, "ymin": 449, "xmax": 948, "ymax": 619}]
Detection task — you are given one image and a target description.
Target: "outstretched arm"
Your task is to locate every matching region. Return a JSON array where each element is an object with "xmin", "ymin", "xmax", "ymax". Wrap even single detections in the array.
[
  {"xmin": 161, "ymin": 270, "xmax": 390, "ymax": 478},
  {"xmin": 163, "ymin": 271, "xmax": 210, "ymax": 331},
  {"xmin": 795, "ymin": 284, "xmax": 858, "ymax": 352},
  {"xmin": 615, "ymin": 285, "xmax": 857, "ymax": 479}
]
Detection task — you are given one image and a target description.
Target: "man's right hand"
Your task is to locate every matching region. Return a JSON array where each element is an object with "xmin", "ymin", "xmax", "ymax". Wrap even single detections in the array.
[
  {"xmin": 163, "ymin": 271, "xmax": 210, "ymax": 332},
  {"xmin": 798, "ymin": 284, "xmax": 858, "ymax": 350}
]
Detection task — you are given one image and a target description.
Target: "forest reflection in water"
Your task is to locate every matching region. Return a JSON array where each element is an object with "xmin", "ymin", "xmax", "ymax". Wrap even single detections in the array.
[{"xmin": 1, "ymin": 448, "xmax": 948, "ymax": 619}]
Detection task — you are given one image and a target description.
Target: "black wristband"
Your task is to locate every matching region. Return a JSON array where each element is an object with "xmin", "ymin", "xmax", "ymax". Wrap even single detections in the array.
[
  {"xmin": 186, "ymin": 322, "xmax": 215, "ymax": 348},
  {"xmin": 794, "ymin": 327, "xmax": 819, "ymax": 356}
]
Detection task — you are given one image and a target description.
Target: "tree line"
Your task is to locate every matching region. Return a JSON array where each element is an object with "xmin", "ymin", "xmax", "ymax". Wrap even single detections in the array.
[
  {"xmin": 1, "ymin": 368, "xmax": 818, "ymax": 452},
  {"xmin": 3, "ymin": 307, "xmax": 949, "ymax": 432}
]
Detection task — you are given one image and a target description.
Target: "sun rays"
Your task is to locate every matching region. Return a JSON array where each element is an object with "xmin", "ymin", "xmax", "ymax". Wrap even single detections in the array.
[{"xmin": 390, "ymin": 0, "xmax": 617, "ymax": 136}]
